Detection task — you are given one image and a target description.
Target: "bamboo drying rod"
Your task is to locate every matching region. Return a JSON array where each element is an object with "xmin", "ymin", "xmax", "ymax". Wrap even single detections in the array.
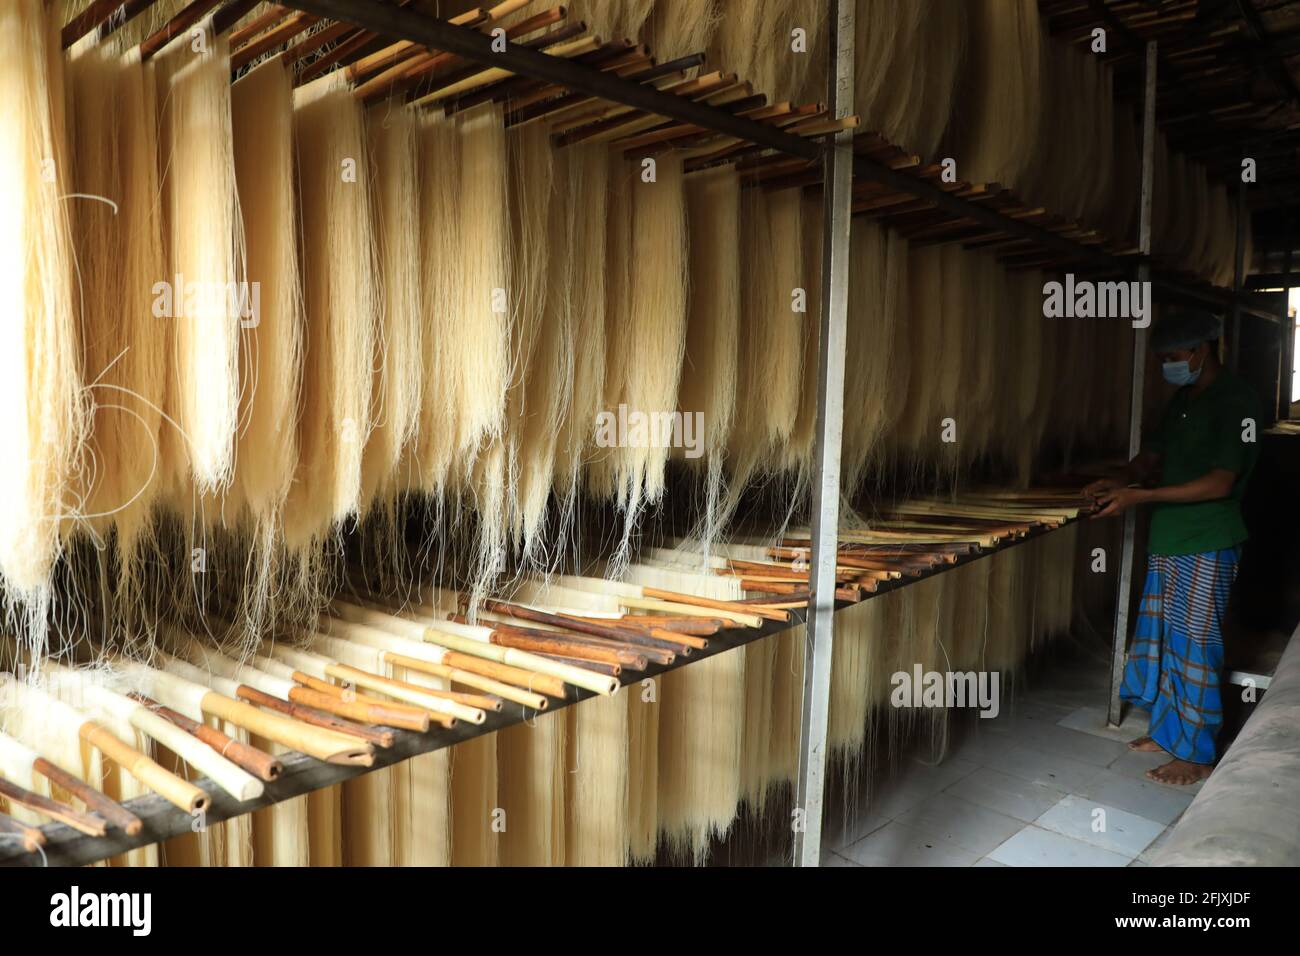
[
  {"xmin": 128, "ymin": 694, "xmax": 283, "ymax": 782},
  {"xmin": 0, "ymin": 777, "xmax": 106, "ymax": 837}
]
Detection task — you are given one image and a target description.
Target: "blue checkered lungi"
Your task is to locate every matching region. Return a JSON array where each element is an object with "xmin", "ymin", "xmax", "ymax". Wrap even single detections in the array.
[{"xmin": 1120, "ymin": 548, "xmax": 1239, "ymax": 764}]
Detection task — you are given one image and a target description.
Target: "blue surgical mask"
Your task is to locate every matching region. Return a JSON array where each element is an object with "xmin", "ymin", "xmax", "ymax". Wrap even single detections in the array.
[{"xmin": 1162, "ymin": 359, "xmax": 1202, "ymax": 387}]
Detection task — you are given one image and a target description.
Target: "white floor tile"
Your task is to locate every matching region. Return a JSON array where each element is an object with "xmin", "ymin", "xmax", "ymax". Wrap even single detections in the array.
[
  {"xmin": 1001, "ymin": 717, "xmax": 1130, "ymax": 767},
  {"xmin": 820, "ymin": 850, "xmax": 861, "ymax": 867},
  {"xmin": 948, "ymin": 726, "xmax": 1022, "ymax": 765},
  {"xmin": 943, "ymin": 765, "xmax": 1068, "ymax": 823},
  {"xmin": 987, "ymin": 825, "xmax": 1133, "ymax": 867},
  {"xmin": 1035, "ymin": 794, "xmax": 1165, "ymax": 858},
  {"xmin": 834, "ymin": 756, "xmax": 980, "ymax": 846},
  {"xmin": 1075, "ymin": 768, "xmax": 1195, "ymax": 825},
  {"xmin": 1106, "ymin": 749, "xmax": 1209, "ymax": 795},
  {"xmin": 1008, "ymin": 696, "xmax": 1079, "ymax": 721},
  {"xmin": 1057, "ymin": 705, "xmax": 1150, "ymax": 743},
  {"xmin": 993, "ymin": 742, "xmax": 1107, "ymax": 792},
  {"xmin": 973, "ymin": 857, "xmax": 1008, "ymax": 867},
  {"xmin": 840, "ymin": 820, "xmax": 980, "ymax": 867},
  {"xmin": 895, "ymin": 792, "xmax": 1025, "ymax": 856}
]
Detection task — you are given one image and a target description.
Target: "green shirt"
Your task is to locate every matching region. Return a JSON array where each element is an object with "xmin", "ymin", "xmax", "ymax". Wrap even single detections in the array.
[{"xmin": 1145, "ymin": 371, "xmax": 1263, "ymax": 556}]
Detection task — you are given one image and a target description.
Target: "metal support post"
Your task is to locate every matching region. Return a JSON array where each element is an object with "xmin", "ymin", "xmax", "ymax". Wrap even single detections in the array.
[
  {"xmin": 1108, "ymin": 41, "xmax": 1157, "ymax": 728},
  {"xmin": 793, "ymin": 0, "xmax": 854, "ymax": 867}
]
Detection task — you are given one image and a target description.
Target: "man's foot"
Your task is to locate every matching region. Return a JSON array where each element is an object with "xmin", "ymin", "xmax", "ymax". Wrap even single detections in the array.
[
  {"xmin": 1128, "ymin": 735, "xmax": 1163, "ymax": 752},
  {"xmin": 1146, "ymin": 758, "xmax": 1213, "ymax": 786}
]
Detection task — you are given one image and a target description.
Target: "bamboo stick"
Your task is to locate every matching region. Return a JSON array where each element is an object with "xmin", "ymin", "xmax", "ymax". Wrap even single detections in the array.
[
  {"xmin": 122, "ymin": 662, "xmax": 375, "ymax": 766},
  {"xmin": 33, "ymin": 759, "xmax": 142, "ymax": 835},
  {"xmin": 534, "ymin": 654, "xmax": 620, "ymax": 677},
  {"xmin": 0, "ymin": 776, "xmax": 106, "ymax": 837},
  {"xmin": 291, "ymin": 674, "xmax": 446, "ymax": 731},
  {"xmin": 235, "ymin": 686, "xmax": 396, "ymax": 748},
  {"xmin": 383, "ymin": 653, "xmax": 549, "ymax": 711},
  {"xmin": 79, "ymin": 722, "xmax": 209, "ymax": 814},
  {"xmin": 468, "ymin": 611, "xmax": 679, "ymax": 662},
  {"xmin": 333, "ymin": 599, "xmax": 620, "ymax": 696},
  {"xmin": 489, "ymin": 626, "xmax": 648, "ymax": 669},
  {"xmin": 128, "ymin": 694, "xmax": 283, "ymax": 782},
  {"xmin": 229, "ymin": 4, "xmax": 289, "ymax": 47},
  {"xmin": 441, "ymin": 652, "xmax": 567, "ymax": 700},
  {"xmin": 421, "ymin": 629, "xmax": 619, "ymax": 696},
  {"xmin": 640, "ymin": 585, "xmax": 785, "ymax": 623},
  {"xmin": 324, "ymin": 664, "xmax": 487, "ymax": 725},
  {"xmin": 141, "ymin": 0, "xmax": 222, "ymax": 61},
  {"xmin": 231, "ymin": 11, "xmax": 316, "ymax": 71}
]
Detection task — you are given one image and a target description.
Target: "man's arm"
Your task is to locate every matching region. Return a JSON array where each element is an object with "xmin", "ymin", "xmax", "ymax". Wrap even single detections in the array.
[
  {"xmin": 1094, "ymin": 467, "xmax": 1236, "ymax": 518},
  {"xmin": 1083, "ymin": 449, "xmax": 1161, "ymax": 498}
]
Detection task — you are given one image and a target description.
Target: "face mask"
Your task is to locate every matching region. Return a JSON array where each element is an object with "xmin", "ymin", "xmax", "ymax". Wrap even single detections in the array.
[{"xmin": 1162, "ymin": 357, "xmax": 1202, "ymax": 387}]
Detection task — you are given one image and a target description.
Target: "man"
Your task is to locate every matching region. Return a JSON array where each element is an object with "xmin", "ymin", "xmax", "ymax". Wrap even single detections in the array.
[{"xmin": 1086, "ymin": 310, "xmax": 1262, "ymax": 785}]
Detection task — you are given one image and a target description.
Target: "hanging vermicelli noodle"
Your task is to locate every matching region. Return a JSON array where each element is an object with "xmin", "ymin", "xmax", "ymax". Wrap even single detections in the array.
[
  {"xmin": 498, "ymin": 715, "xmax": 565, "ymax": 866},
  {"xmin": 507, "ymin": 122, "xmax": 562, "ymax": 550},
  {"xmin": 679, "ymin": 165, "xmax": 739, "ymax": 540},
  {"xmin": 1080, "ymin": 62, "xmax": 1116, "ymax": 228},
  {"xmin": 739, "ymin": 636, "xmax": 776, "ymax": 810},
  {"xmin": 627, "ymin": 678, "xmax": 659, "ymax": 863},
  {"xmin": 945, "ymin": 0, "xmax": 1042, "ymax": 190},
  {"xmin": 361, "ymin": 104, "xmax": 422, "ymax": 507},
  {"xmin": 459, "ymin": 105, "xmax": 515, "ymax": 585},
  {"xmin": 962, "ymin": 251, "xmax": 1002, "ymax": 467},
  {"xmin": 1002, "ymin": 270, "xmax": 1044, "ymax": 484},
  {"xmin": 566, "ymin": 693, "xmax": 629, "ymax": 866},
  {"xmin": 567, "ymin": 0, "xmax": 653, "ymax": 40},
  {"xmin": 283, "ymin": 73, "xmax": 377, "ymax": 547},
  {"xmin": 648, "ymin": 0, "xmax": 720, "ymax": 62},
  {"xmin": 728, "ymin": 186, "xmax": 803, "ymax": 488},
  {"xmin": 413, "ymin": 112, "xmax": 462, "ymax": 494},
  {"xmin": 841, "ymin": 223, "xmax": 902, "ymax": 492},
  {"xmin": 828, "ymin": 595, "xmax": 886, "ymax": 756},
  {"xmin": 894, "ymin": 244, "xmax": 951, "ymax": 466},
  {"xmin": 553, "ymin": 145, "xmax": 608, "ymax": 498},
  {"xmin": 67, "ymin": 42, "xmax": 166, "ymax": 572},
  {"xmin": 450, "ymin": 732, "xmax": 499, "ymax": 866},
  {"xmin": 454, "ymin": 103, "xmax": 511, "ymax": 458},
  {"xmin": 854, "ymin": 0, "xmax": 920, "ymax": 136},
  {"xmin": 759, "ymin": 188, "xmax": 804, "ymax": 449},
  {"xmin": 155, "ymin": 22, "xmax": 243, "ymax": 497},
  {"xmin": 0, "ymin": 0, "xmax": 86, "ymax": 606},
  {"xmin": 767, "ymin": 625, "xmax": 805, "ymax": 790},
  {"xmin": 590, "ymin": 154, "xmax": 635, "ymax": 501},
  {"xmin": 857, "ymin": 1, "xmax": 966, "ymax": 161},
  {"xmin": 868, "ymin": 230, "xmax": 912, "ymax": 475},
  {"xmin": 625, "ymin": 152, "xmax": 689, "ymax": 504},
  {"xmin": 786, "ymin": 193, "xmax": 823, "ymax": 477},
  {"xmin": 618, "ymin": 561, "xmax": 745, "ymax": 861},
  {"xmin": 231, "ymin": 56, "xmax": 301, "ymax": 528},
  {"xmin": 1108, "ymin": 104, "xmax": 1141, "ymax": 244}
]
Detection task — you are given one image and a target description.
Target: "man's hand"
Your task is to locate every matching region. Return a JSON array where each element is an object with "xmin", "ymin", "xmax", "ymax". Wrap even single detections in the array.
[
  {"xmin": 1094, "ymin": 486, "xmax": 1148, "ymax": 518},
  {"xmin": 1084, "ymin": 477, "xmax": 1124, "ymax": 498}
]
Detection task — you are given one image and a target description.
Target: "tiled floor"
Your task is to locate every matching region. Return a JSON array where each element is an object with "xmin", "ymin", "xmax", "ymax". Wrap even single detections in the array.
[{"xmin": 822, "ymin": 646, "xmax": 1204, "ymax": 867}]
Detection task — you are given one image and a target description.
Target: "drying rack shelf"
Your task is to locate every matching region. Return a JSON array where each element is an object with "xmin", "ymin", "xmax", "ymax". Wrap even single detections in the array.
[
  {"xmin": 242, "ymin": 0, "xmax": 1275, "ymax": 319},
  {"xmin": 0, "ymin": 515, "xmax": 1080, "ymax": 868}
]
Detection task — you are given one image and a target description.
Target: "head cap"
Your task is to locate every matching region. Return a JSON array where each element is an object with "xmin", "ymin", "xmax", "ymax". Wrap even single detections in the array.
[{"xmin": 1150, "ymin": 309, "xmax": 1223, "ymax": 352}]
